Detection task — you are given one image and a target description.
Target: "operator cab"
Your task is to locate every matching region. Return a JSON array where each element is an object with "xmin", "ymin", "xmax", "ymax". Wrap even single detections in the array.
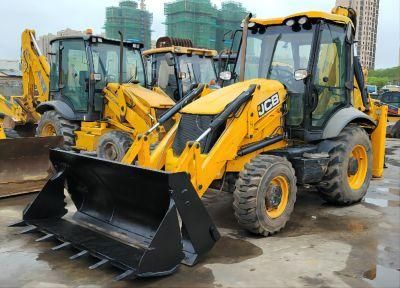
[
  {"xmin": 235, "ymin": 12, "xmax": 355, "ymax": 141},
  {"xmin": 144, "ymin": 37, "xmax": 218, "ymax": 101},
  {"xmin": 49, "ymin": 35, "xmax": 145, "ymax": 121}
]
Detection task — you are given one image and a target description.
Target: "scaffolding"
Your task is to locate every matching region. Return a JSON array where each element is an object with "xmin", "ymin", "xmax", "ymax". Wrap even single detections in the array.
[
  {"xmin": 216, "ymin": 1, "xmax": 248, "ymax": 52},
  {"xmin": 164, "ymin": 0, "xmax": 218, "ymax": 49},
  {"xmin": 105, "ymin": 0, "xmax": 153, "ymax": 49}
]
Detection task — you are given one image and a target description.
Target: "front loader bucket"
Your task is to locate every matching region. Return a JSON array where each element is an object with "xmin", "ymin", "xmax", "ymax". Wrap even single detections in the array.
[
  {"xmin": 0, "ymin": 136, "xmax": 63, "ymax": 197},
  {"xmin": 15, "ymin": 149, "xmax": 220, "ymax": 280}
]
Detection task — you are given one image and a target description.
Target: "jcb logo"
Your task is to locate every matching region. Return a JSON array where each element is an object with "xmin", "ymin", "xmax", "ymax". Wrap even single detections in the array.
[{"xmin": 257, "ymin": 94, "xmax": 280, "ymax": 117}]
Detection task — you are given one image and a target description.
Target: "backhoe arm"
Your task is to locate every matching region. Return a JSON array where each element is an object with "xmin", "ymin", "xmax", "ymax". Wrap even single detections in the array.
[{"xmin": 19, "ymin": 29, "xmax": 50, "ymax": 122}]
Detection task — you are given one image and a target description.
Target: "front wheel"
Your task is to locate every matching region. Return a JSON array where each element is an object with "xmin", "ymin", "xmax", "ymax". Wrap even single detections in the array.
[
  {"xmin": 233, "ymin": 155, "xmax": 297, "ymax": 236},
  {"xmin": 97, "ymin": 131, "xmax": 133, "ymax": 162},
  {"xmin": 317, "ymin": 126, "xmax": 372, "ymax": 205},
  {"xmin": 36, "ymin": 110, "xmax": 79, "ymax": 150}
]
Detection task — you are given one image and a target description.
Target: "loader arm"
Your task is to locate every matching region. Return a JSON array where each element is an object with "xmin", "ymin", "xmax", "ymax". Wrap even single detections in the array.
[{"xmin": 165, "ymin": 80, "xmax": 288, "ymax": 197}]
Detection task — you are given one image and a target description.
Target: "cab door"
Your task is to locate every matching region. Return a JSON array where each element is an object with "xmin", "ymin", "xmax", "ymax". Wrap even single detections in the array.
[{"xmin": 307, "ymin": 22, "xmax": 350, "ymax": 135}]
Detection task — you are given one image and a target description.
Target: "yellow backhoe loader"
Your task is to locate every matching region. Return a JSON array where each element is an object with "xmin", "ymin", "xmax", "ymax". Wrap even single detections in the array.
[
  {"xmin": 14, "ymin": 7, "xmax": 387, "ymax": 279},
  {"xmin": 144, "ymin": 37, "xmax": 218, "ymax": 101},
  {"xmin": 34, "ymin": 31, "xmax": 176, "ymax": 160},
  {"xmin": 0, "ymin": 30, "xmax": 62, "ymax": 197}
]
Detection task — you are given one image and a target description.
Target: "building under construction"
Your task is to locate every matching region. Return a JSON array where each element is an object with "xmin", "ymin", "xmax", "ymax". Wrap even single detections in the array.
[
  {"xmin": 216, "ymin": 1, "xmax": 248, "ymax": 52},
  {"xmin": 105, "ymin": 0, "xmax": 152, "ymax": 49},
  {"xmin": 164, "ymin": 0, "xmax": 248, "ymax": 51},
  {"xmin": 164, "ymin": 0, "xmax": 218, "ymax": 49}
]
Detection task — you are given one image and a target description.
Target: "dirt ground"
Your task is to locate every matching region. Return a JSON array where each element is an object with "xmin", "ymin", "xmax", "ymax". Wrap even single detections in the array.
[{"xmin": 0, "ymin": 139, "xmax": 399, "ymax": 288}]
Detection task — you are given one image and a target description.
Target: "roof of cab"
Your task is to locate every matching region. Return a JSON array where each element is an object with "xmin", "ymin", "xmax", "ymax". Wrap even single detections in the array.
[
  {"xmin": 251, "ymin": 11, "xmax": 352, "ymax": 27},
  {"xmin": 143, "ymin": 46, "xmax": 217, "ymax": 57},
  {"xmin": 50, "ymin": 35, "xmax": 143, "ymax": 48}
]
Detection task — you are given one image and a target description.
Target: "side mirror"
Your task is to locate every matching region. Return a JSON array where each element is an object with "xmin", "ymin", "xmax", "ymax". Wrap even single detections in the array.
[
  {"xmin": 294, "ymin": 69, "xmax": 309, "ymax": 81},
  {"xmin": 165, "ymin": 52, "xmax": 175, "ymax": 66},
  {"xmin": 93, "ymin": 73, "xmax": 102, "ymax": 81},
  {"xmin": 219, "ymin": 71, "xmax": 232, "ymax": 81}
]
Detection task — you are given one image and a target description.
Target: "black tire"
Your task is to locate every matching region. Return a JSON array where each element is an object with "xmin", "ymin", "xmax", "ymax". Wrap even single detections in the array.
[
  {"xmin": 36, "ymin": 110, "xmax": 79, "ymax": 150},
  {"xmin": 97, "ymin": 131, "xmax": 133, "ymax": 161},
  {"xmin": 317, "ymin": 126, "xmax": 372, "ymax": 205},
  {"xmin": 233, "ymin": 155, "xmax": 297, "ymax": 236}
]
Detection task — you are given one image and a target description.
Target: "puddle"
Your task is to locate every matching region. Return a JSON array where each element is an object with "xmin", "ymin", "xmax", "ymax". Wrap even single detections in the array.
[
  {"xmin": 389, "ymin": 188, "xmax": 400, "ymax": 196},
  {"xmin": 363, "ymin": 265, "xmax": 400, "ymax": 288},
  {"xmin": 364, "ymin": 198, "xmax": 400, "ymax": 208},
  {"xmin": 386, "ymin": 158, "xmax": 400, "ymax": 167}
]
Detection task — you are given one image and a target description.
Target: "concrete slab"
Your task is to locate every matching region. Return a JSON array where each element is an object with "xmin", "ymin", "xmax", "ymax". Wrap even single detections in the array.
[{"xmin": 0, "ymin": 139, "xmax": 399, "ymax": 288}]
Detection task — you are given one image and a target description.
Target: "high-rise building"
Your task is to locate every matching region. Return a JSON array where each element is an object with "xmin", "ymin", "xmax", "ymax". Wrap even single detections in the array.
[
  {"xmin": 336, "ymin": 0, "xmax": 380, "ymax": 69},
  {"xmin": 164, "ymin": 0, "xmax": 248, "ymax": 51},
  {"xmin": 164, "ymin": 0, "xmax": 218, "ymax": 49},
  {"xmin": 216, "ymin": 1, "xmax": 248, "ymax": 52},
  {"xmin": 105, "ymin": 0, "xmax": 153, "ymax": 49}
]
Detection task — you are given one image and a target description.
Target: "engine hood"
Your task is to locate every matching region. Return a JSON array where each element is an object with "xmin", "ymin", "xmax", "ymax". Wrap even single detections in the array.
[
  {"xmin": 107, "ymin": 83, "xmax": 175, "ymax": 108},
  {"xmin": 181, "ymin": 79, "xmax": 285, "ymax": 115}
]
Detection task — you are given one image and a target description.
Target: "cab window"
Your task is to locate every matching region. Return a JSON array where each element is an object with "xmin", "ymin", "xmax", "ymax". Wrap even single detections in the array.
[{"xmin": 311, "ymin": 23, "xmax": 348, "ymax": 127}]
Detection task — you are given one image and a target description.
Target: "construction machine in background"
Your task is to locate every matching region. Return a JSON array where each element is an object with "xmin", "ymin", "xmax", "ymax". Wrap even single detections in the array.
[
  {"xmin": 14, "ymin": 6, "xmax": 387, "ymax": 279},
  {"xmin": 0, "ymin": 30, "xmax": 63, "ymax": 197},
  {"xmin": 34, "ymin": 32, "xmax": 176, "ymax": 161},
  {"xmin": 143, "ymin": 37, "xmax": 218, "ymax": 101}
]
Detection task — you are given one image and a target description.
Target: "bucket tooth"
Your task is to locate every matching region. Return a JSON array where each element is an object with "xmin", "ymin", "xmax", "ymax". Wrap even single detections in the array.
[
  {"xmin": 35, "ymin": 234, "xmax": 54, "ymax": 242},
  {"xmin": 15, "ymin": 149, "xmax": 220, "ymax": 279},
  {"xmin": 51, "ymin": 242, "xmax": 71, "ymax": 251},
  {"xmin": 19, "ymin": 225, "xmax": 37, "ymax": 234},
  {"xmin": 113, "ymin": 269, "xmax": 135, "ymax": 281},
  {"xmin": 8, "ymin": 221, "xmax": 27, "ymax": 227},
  {"xmin": 89, "ymin": 259, "xmax": 109, "ymax": 270},
  {"xmin": 69, "ymin": 250, "xmax": 88, "ymax": 260}
]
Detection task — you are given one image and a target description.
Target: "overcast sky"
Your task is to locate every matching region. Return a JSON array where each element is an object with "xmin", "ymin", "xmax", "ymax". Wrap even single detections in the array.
[{"xmin": 0, "ymin": 0, "xmax": 398, "ymax": 69}]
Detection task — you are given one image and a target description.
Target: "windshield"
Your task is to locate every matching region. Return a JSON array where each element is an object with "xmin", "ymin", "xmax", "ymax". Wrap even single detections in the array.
[
  {"xmin": 178, "ymin": 55, "xmax": 217, "ymax": 94},
  {"xmin": 235, "ymin": 24, "xmax": 315, "ymax": 93},
  {"xmin": 91, "ymin": 43, "xmax": 145, "ymax": 85},
  {"xmin": 147, "ymin": 53, "xmax": 217, "ymax": 100}
]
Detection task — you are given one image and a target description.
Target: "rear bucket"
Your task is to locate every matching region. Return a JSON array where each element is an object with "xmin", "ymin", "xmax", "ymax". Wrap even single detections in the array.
[
  {"xmin": 0, "ymin": 136, "xmax": 63, "ymax": 197},
  {"xmin": 15, "ymin": 149, "xmax": 220, "ymax": 280}
]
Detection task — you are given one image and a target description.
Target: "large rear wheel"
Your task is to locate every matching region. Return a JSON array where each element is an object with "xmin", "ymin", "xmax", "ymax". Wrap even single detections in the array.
[
  {"xmin": 233, "ymin": 155, "xmax": 297, "ymax": 236},
  {"xmin": 36, "ymin": 110, "xmax": 79, "ymax": 150},
  {"xmin": 317, "ymin": 126, "xmax": 372, "ymax": 205}
]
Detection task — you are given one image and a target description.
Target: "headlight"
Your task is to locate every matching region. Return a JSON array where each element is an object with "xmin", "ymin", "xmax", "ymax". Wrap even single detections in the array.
[
  {"xmin": 298, "ymin": 16, "xmax": 308, "ymax": 25},
  {"xmin": 286, "ymin": 19, "xmax": 295, "ymax": 27}
]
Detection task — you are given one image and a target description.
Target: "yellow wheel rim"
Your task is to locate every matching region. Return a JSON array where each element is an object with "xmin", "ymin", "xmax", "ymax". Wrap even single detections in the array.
[
  {"xmin": 347, "ymin": 145, "xmax": 368, "ymax": 190},
  {"xmin": 265, "ymin": 175, "xmax": 289, "ymax": 219},
  {"xmin": 40, "ymin": 123, "xmax": 57, "ymax": 136}
]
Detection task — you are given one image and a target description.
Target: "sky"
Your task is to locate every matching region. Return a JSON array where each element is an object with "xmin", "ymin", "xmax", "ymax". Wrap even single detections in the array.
[{"xmin": 0, "ymin": 0, "xmax": 398, "ymax": 69}]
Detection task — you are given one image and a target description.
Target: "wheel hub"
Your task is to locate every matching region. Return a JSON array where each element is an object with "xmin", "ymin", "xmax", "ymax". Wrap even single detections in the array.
[
  {"xmin": 266, "ymin": 185, "xmax": 282, "ymax": 209},
  {"xmin": 104, "ymin": 143, "xmax": 118, "ymax": 161},
  {"xmin": 348, "ymin": 157, "xmax": 359, "ymax": 176}
]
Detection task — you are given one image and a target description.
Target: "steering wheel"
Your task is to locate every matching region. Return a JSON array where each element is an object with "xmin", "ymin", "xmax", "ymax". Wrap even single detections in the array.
[{"xmin": 270, "ymin": 66, "xmax": 295, "ymax": 90}]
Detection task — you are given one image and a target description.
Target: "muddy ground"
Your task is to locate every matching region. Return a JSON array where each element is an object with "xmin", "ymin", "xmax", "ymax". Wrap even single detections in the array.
[{"xmin": 0, "ymin": 139, "xmax": 399, "ymax": 288}]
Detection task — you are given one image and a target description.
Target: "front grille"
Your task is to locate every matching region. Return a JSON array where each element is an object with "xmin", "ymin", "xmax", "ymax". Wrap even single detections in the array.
[
  {"xmin": 155, "ymin": 108, "xmax": 175, "ymax": 132},
  {"xmin": 172, "ymin": 114, "xmax": 215, "ymax": 155}
]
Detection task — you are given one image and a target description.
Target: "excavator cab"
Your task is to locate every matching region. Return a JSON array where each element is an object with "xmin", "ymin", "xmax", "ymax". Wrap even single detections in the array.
[
  {"xmin": 47, "ymin": 35, "xmax": 145, "ymax": 122},
  {"xmin": 144, "ymin": 37, "xmax": 218, "ymax": 101},
  {"xmin": 234, "ymin": 14, "xmax": 362, "ymax": 142}
]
